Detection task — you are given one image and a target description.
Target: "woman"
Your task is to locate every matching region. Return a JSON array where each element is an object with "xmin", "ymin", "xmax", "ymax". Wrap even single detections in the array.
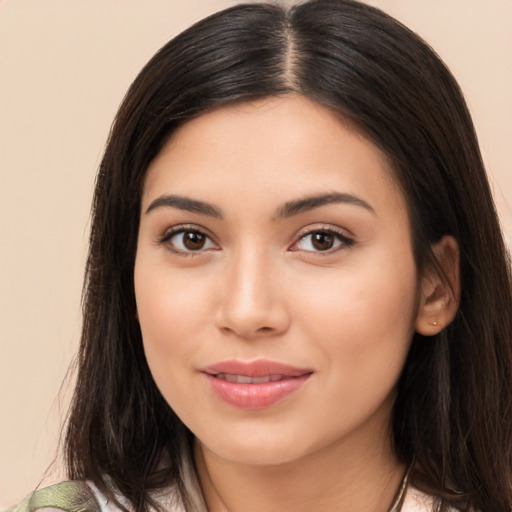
[{"xmin": 8, "ymin": 0, "xmax": 512, "ymax": 511}]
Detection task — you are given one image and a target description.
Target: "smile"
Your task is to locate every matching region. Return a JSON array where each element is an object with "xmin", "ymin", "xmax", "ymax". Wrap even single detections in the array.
[{"xmin": 202, "ymin": 360, "xmax": 313, "ymax": 409}]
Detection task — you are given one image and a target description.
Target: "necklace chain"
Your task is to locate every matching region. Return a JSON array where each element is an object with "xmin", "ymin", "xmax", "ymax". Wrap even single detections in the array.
[{"xmin": 388, "ymin": 464, "xmax": 413, "ymax": 512}]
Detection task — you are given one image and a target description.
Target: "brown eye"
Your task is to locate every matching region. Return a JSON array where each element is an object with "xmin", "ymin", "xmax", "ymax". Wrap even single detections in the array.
[
  {"xmin": 183, "ymin": 231, "xmax": 206, "ymax": 250},
  {"xmin": 311, "ymin": 232, "xmax": 335, "ymax": 251},
  {"xmin": 293, "ymin": 229, "xmax": 352, "ymax": 253},
  {"xmin": 163, "ymin": 228, "xmax": 217, "ymax": 253}
]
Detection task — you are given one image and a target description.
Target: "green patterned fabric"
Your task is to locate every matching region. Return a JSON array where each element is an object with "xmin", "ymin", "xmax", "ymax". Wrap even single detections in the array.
[{"xmin": 4, "ymin": 481, "xmax": 101, "ymax": 512}]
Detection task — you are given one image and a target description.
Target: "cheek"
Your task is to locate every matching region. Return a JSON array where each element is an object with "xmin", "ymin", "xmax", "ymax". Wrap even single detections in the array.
[
  {"xmin": 286, "ymin": 252, "xmax": 419, "ymax": 447},
  {"xmin": 133, "ymin": 252, "xmax": 212, "ymax": 393},
  {"xmin": 134, "ymin": 269, "xmax": 207, "ymax": 422},
  {"xmin": 293, "ymin": 247, "xmax": 419, "ymax": 377},
  {"xmin": 135, "ymin": 250, "xmax": 211, "ymax": 339}
]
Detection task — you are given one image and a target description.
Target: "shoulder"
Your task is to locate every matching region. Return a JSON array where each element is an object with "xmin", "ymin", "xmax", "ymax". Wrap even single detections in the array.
[
  {"xmin": 4, "ymin": 481, "xmax": 106, "ymax": 512},
  {"xmin": 402, "ymin": 486, "xmax": 465, "ymax": 512},
  {"xmin": 3, "ymin": 481, "xmax": 185, "ymax": 512},
  {"xmin": 402, "ymin": 486, "xmax": 437, "ymax": 512}
]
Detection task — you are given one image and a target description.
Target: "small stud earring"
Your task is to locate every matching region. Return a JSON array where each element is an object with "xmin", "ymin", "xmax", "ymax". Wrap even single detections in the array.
[{"xmin": 431, "ymin": 320, "xmax": 439, "ymax": 327}]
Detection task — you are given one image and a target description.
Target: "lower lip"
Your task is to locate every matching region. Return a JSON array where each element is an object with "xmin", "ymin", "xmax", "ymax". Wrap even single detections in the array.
[{"xmin": 205, "ymin": 374, "xmax": 311, "ymax": 410}]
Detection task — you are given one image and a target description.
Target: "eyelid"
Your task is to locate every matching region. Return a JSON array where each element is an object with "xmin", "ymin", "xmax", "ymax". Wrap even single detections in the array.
[
  {"xmin": 157, "ymin": 224, "xmax": 219, "ymax": 254},
  {"xmin": 289, "ymin": 225, "xmax": 355, "ymax": 253},
  {"xmin": 156, "ymin": 223, "xmax": 354, "ymax": 255}
]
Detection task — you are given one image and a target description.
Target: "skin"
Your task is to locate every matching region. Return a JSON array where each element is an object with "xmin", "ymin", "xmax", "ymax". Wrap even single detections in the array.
[{"xmin": 134, "ymin": 95, "xmax": 459, "ymax": 512}]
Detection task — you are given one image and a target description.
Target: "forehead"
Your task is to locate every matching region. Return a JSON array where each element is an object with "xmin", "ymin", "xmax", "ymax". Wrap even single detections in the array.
[{"xmin": 142, "ymin": 95, "xmax": 406, "ymax": 219}]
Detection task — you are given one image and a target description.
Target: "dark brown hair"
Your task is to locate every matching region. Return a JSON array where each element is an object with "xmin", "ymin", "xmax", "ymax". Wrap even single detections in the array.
[{"xmin": 65, "ymin": 1, "xmax": 512, "ymax": 510}]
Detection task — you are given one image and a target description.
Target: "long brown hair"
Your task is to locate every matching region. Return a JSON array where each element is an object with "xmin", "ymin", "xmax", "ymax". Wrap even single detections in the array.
[{"xmin": 65, "ymin": 1, "xmax": 512, "ymax": 510}]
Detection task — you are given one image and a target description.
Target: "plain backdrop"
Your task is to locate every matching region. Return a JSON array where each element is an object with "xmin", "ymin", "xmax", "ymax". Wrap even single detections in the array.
[{"xmin": 1, "ymin": 0, "xmax": 511, "ymax": 505}]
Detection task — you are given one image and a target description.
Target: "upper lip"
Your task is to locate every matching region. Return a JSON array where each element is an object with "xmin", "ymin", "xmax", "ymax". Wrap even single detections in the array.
[{"xmin": 202, "ymin": 359, "xmax": 313, "ymax": 378}]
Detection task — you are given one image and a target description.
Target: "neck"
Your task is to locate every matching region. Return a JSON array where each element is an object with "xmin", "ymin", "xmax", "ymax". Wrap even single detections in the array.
[{"xmin": 194, "ymin": 421, "xmax": 406, "ymax": 512}]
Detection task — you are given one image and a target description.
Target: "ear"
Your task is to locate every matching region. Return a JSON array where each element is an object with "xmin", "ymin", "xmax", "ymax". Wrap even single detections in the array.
[{"xmin": 415, "ymin": 235, "xmax": 460, "ymax": 336}]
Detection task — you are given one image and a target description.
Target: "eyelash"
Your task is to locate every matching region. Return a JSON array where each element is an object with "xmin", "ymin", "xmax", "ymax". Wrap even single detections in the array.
[
  {"xmin": 292, "ymin": 226, "xmax": 355, "ymax": 255},
  {"xmin": 158, "ymin": 225, "xmax": 218, "ymax": 256},
  {"xmin": 157, "ymin": 225, "xmax": 354, "ymax": 256}
]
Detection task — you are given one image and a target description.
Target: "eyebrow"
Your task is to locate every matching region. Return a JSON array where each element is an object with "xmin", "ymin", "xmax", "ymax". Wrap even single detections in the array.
[
  {"xmin": 145, "ymin": 191, "xmax": 375, "ymax": 220},
  {"xmin": 145, "ymin": 194, "xmax": 224, "ymax": 219},
  {"xmin": 275, "ymin": 192, "xmax": 375, "ymax": 218}
]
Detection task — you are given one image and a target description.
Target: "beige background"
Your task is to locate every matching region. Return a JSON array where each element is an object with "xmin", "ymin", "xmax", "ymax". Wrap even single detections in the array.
[{"xmin": 1, "ymin": 0, "xmax": 510, "ymax": 505}]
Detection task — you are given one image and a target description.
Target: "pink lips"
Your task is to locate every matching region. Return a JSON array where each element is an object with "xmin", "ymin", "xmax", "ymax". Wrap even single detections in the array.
[{"xmin": 202, "ymin": 360, "xmax": 312, "ymax": 410}]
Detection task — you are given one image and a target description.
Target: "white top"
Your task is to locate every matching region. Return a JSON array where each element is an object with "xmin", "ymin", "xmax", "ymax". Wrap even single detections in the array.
[
  {"xmin": 401, "ymin": 487, "xmax": 436, "ymax": 511},
  {"xmin": 5, "ymin": 465, "xmax": 446, "ymax": 512},
  {"xmin": 88, "ymin": 481, "xmax": 437, "ymax": 512}
]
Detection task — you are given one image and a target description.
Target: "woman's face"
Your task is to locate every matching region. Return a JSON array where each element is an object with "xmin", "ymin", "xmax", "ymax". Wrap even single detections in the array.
[{"xmin": 134, "ymin": 95, "xmax": 423, "ymax": 466}]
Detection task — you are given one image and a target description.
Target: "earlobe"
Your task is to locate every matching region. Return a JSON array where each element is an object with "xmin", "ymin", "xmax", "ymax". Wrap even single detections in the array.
[{"xmin": 415, "ymin": 235, "xmax": 460, "ymax": 336}]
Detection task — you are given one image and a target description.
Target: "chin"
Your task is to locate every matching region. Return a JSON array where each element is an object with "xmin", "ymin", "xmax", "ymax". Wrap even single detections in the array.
[
  {"xmin": 202, "ymin": 442, "xmax": 305, "ymax": 467},
  {"xmin": 194, "ymin": 424, "xmax": 325, "ymax": 467}
]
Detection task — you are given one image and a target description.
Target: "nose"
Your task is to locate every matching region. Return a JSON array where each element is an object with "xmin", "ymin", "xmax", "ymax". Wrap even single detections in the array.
[{"xmin": 214, "ymin": 249, "xmax": 291, "ymax": 340}]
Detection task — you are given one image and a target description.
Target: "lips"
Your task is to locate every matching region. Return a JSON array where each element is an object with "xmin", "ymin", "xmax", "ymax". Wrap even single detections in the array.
[{"xmin": 202, "ymin": 360, "xmax": 312, "ymax": 409}]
